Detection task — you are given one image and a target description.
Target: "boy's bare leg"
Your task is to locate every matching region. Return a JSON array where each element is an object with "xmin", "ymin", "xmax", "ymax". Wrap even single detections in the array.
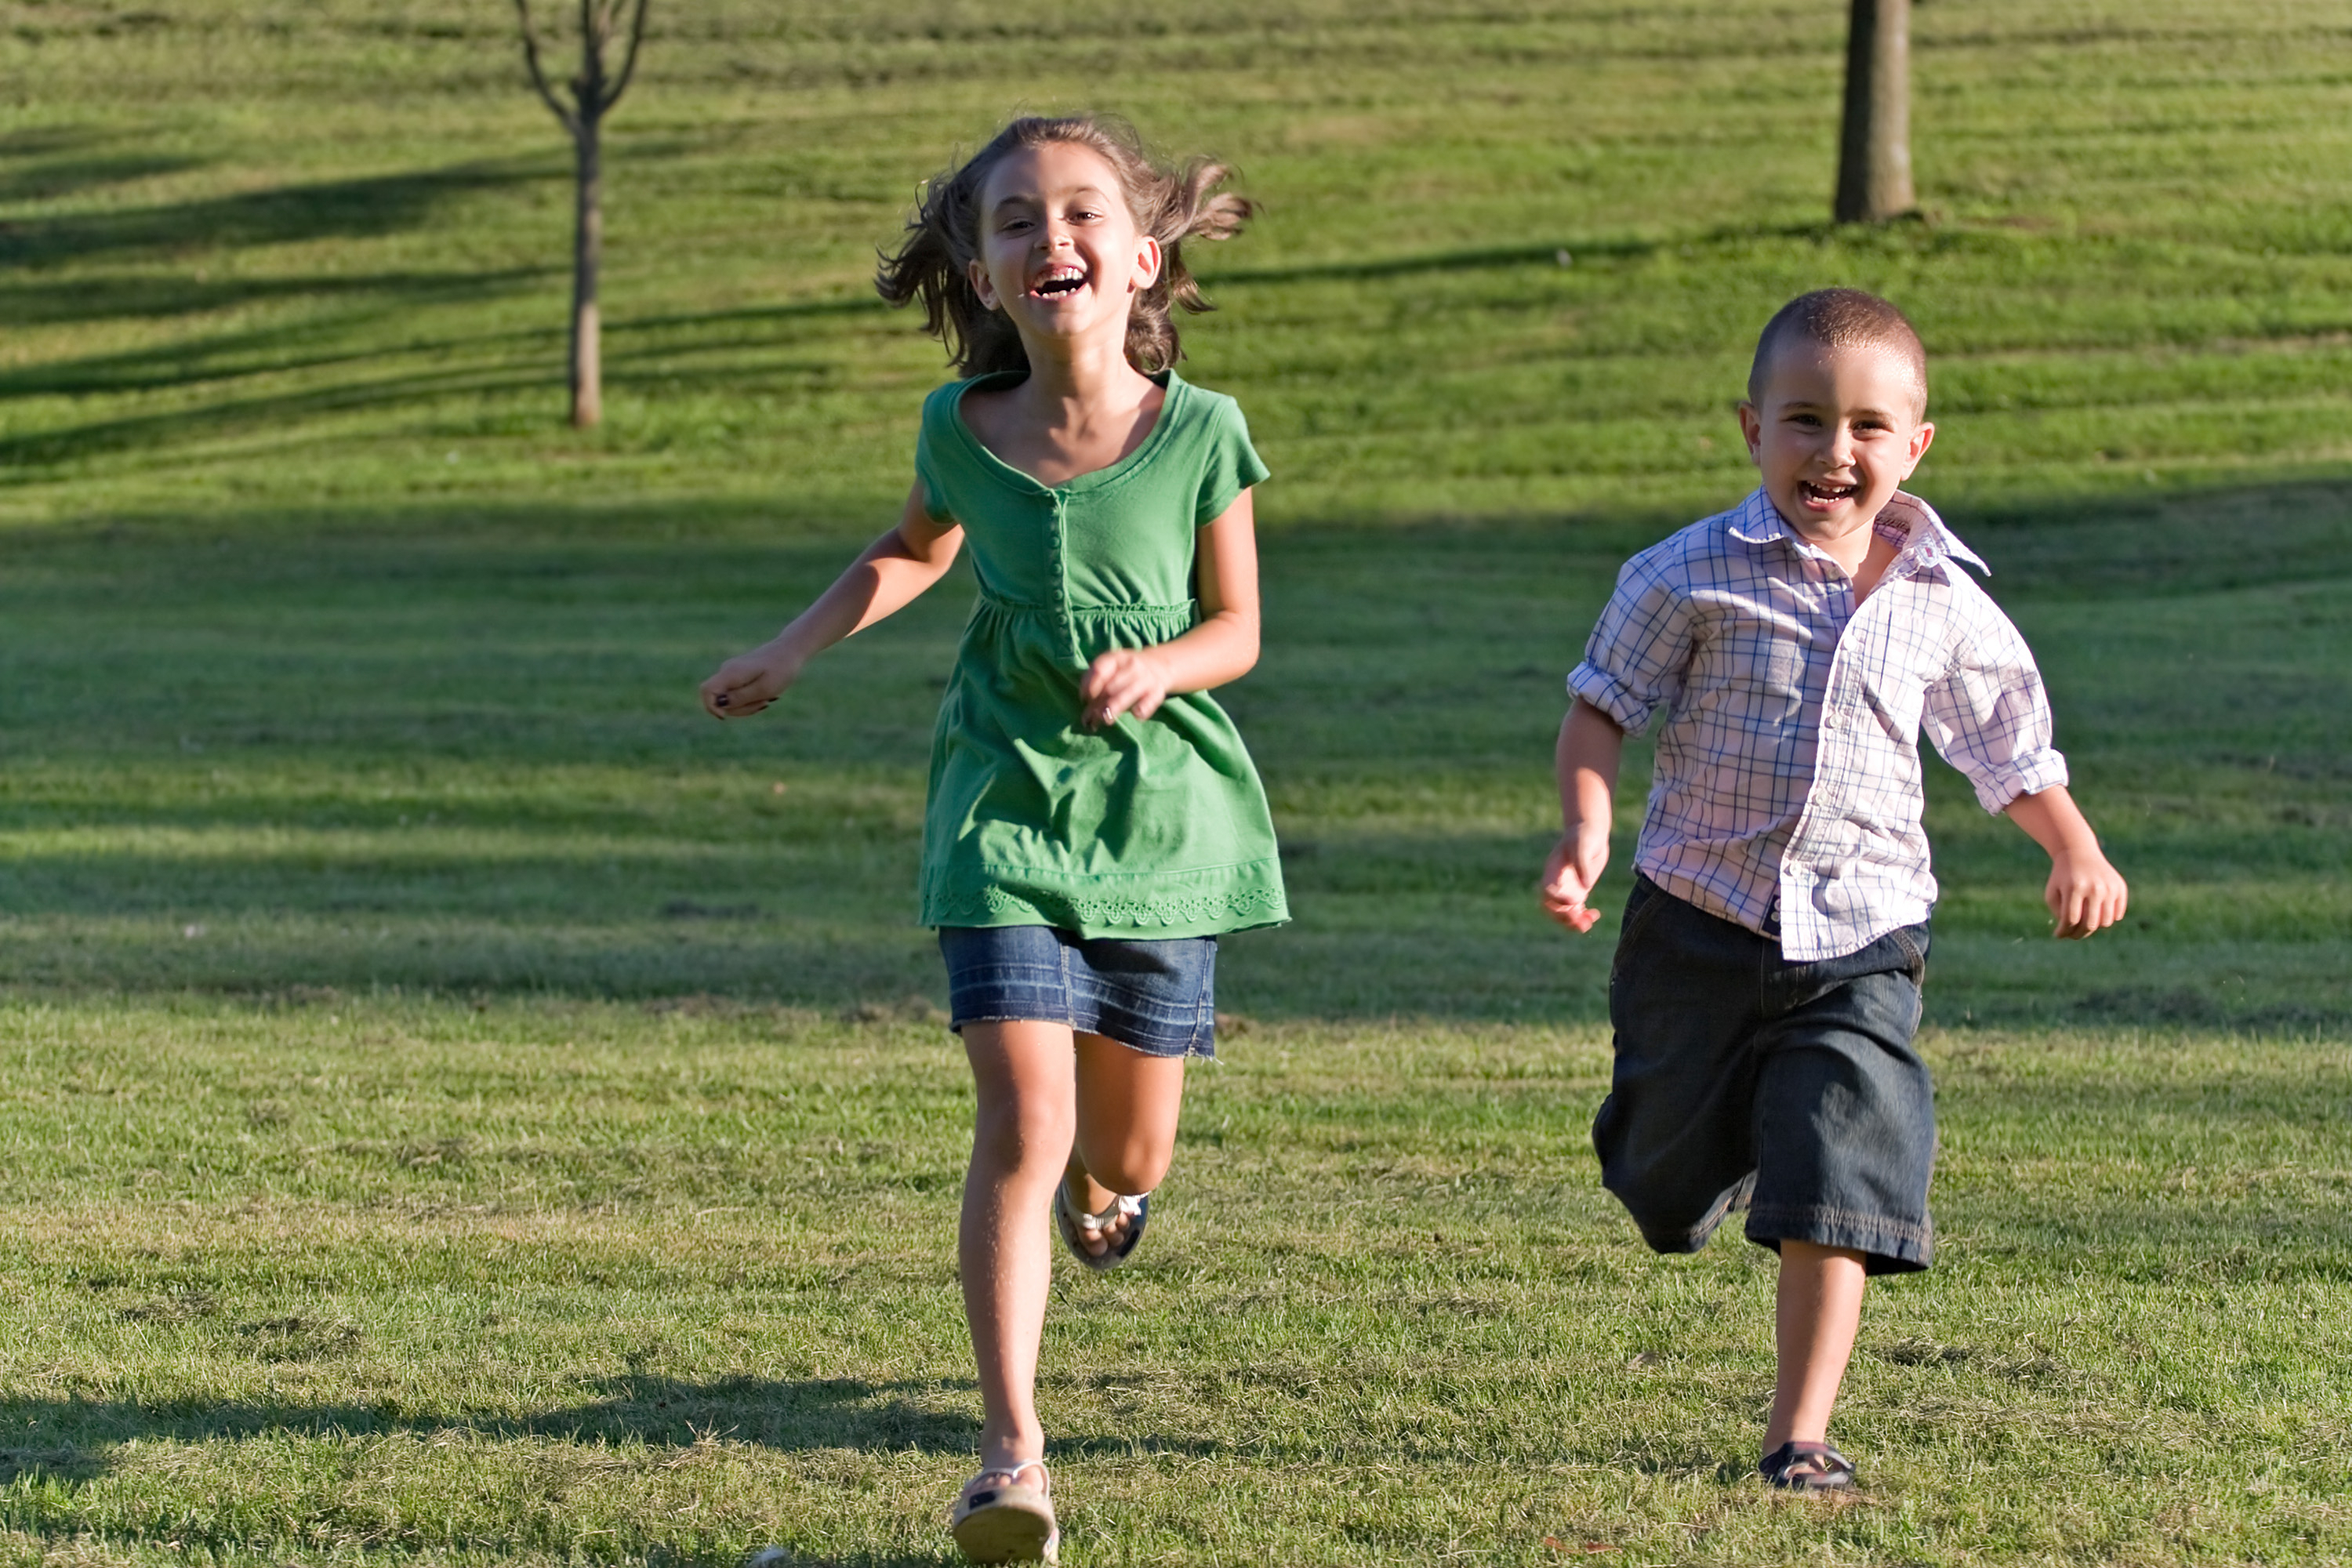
[
  {"xmin": 960, "ymin": 1020, "xmax": 1080, "ymax": 1469},
  {"xmin": 1765, "ymin": 1241, "xmax": 1868, "ymax": 1449},
  {"xmin": 1062, "ymin": 1031, "xmax": 1185, "ymax": 1255}
]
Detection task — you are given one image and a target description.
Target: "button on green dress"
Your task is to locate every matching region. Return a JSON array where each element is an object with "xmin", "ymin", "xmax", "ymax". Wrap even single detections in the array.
[{"xmin": 913, "ymin": 368, "xmax": 1288, "ymax": 938}]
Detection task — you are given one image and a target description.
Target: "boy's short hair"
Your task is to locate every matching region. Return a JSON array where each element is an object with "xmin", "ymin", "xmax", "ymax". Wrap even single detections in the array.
[{"xmin": 1747, "ymin": 289, "xmax": 1928, "ymax": 419}]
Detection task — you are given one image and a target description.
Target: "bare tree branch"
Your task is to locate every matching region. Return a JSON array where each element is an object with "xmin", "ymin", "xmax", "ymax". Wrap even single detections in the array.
[
  {"xmin": 511, "ymin": 0, "xmax": 648, "ymax": 428},
  {"xmin": 575, "ymin": 0, "xmax": 598, "ymax": 103},
  {"xmin": 513, "ymin": 0, "xmax": 579, "ymax": 136},
  {"xmin": 606, "ymin": 0, "xmax": 650, "ymax": 108}
]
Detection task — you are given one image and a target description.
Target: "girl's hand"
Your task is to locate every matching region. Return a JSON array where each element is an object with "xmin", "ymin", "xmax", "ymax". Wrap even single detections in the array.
[
  {"xmin": 1538, "ymin": 827, "xmax": 1610, "ymax": 933},
  {"xmin": 1077, "ymin": 647, "xmax": 1171, "ymax": 729},
  {"xmin": 699, "ymin": 642, "xmax": 803, "ymax": 720}
]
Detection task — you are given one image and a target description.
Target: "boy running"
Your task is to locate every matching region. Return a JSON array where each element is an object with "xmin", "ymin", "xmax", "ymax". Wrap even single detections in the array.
[{"xmin": 1541, "ymin": 288, "xmax": 2128, "ymax": 1489}]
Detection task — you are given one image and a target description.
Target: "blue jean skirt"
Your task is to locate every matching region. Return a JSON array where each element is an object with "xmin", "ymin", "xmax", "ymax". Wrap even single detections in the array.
[{"xmin": 938, "ymin": 924, "xmax": 1218, "ymax": 1058}]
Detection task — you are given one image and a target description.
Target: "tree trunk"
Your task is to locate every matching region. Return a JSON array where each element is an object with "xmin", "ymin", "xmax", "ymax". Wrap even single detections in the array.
[
  {"xmin": 569, "ymin": 113, "xmax": 602, "ymax": 428},
  {"xmin": 1835, "ymin": 0, "xmax": 1914, "ymax": 223}
]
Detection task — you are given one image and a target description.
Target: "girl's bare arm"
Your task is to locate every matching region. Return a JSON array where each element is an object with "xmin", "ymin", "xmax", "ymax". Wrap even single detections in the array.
[
  {"xmin": 699, "ymin": 482, "xmax": 964, "ymax": 719},
  {"xmin": 1076, "ymin": 489, "xmax": 1261, "ymax": 728}
]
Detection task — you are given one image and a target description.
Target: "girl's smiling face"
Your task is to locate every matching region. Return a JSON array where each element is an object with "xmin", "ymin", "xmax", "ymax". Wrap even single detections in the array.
[
  {"xmin": 967, "ymin": 141, "xmax": 1160, "ymax": 357},
  {"xmin": 1738, "ymin": 341, "xmax": 1935, "ymax": 546}
]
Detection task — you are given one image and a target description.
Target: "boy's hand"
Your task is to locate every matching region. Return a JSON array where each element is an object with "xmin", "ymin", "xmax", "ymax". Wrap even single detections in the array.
[
  {"xmin": 2004, "ymin": 785, "xmax": 2129, "ymax": 939},
  {"xmin": 1539, "ymin": 827, "xmax": 1610, "ymax": 933},
  {"xmin": 2044, "ymin": 848, "xmax": 2129, "ymax": 938},
  {"xmin": 700, "ymin": 642, "xmax": 803, "ymax": 719},
  {"xmin": 1078, "ymin": 648, "xmax": 1171, "ymax": 729}
]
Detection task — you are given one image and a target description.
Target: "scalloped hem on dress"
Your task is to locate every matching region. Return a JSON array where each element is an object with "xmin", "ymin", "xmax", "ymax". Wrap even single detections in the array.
[{"xmin": 920, "ymin": 862, "xmax": 1289, "ymax": 940}]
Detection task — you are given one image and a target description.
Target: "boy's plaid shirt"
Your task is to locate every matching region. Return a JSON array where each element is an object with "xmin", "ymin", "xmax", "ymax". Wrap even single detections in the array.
[{"xmin": 1569, "ymin": 487, "xmax": 2067, "ymax": 961}]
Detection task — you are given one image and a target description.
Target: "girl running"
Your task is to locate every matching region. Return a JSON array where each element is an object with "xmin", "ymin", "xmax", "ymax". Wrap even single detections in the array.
[{"xmin": 699, "ymin": 114, "xmax": 1285, "ymax": 1564}]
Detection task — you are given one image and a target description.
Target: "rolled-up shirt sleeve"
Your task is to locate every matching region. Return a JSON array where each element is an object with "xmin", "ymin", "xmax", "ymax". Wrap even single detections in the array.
[
  {"xmin": 1922, "ymin": 606, "xmax": 2069, "ymax": 813},
  {"xmin": 1567, "ymin": 552, "xmax": 1693, "ymax": 738}
]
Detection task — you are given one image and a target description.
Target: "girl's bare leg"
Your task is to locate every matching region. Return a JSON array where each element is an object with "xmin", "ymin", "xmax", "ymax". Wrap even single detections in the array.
[
  {"xmin": 1764, "ymin": 1240, "xmax": 1868, "ymax": 1449},
  {"xmin": 959, "ymin": 1022, "xmax": 1188, "ymax": 1465},
  {"xmin": 1062, "ymin": 1030, "xmax": 1185, "ymax": 1256},
  {"xmin": 960, "ymin": 1019, "xmax": 1080, "ymax": 1469}
]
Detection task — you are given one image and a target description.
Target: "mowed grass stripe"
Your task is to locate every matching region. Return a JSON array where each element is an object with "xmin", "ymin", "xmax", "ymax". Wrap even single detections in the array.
[
  {"xmin": 2, "ymin": 0, "xmax": 2350, "ymax": 1563},
  {"xmin": 1, "ymin": 3, "xmax": 2350, "ymax": 519}
]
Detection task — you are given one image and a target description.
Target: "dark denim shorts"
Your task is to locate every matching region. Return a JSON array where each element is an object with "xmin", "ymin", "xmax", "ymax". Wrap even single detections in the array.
[
  {"xmin": 938, "ymin": 924, "xmax": 1218, "ymax": 1059},
  {"xmin": 1593, "ymin": 876, "xmax": 1936, "ymax": 1275}
]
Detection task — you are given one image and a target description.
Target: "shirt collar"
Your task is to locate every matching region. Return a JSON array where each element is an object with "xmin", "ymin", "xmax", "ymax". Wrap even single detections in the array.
[{"xmin": 1725, "ymin": 486, "xmax": 1989, "ymax": 576}]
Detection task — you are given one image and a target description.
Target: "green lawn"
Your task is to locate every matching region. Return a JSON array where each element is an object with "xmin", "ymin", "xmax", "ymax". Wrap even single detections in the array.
[{"xmin": 2, "ymin": 1, "xmax": 2350, "ymax": 1563}]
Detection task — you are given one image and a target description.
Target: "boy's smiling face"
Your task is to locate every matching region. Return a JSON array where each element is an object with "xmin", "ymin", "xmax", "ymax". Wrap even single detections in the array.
[{"xmin": 1738, "ymin": 340, "xmax": 1934, "ymax": 549}]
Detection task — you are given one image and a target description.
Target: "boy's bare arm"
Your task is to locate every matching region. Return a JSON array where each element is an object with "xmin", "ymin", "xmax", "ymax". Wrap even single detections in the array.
[
  {"xmin": 1540, "ymin": 699, "xmax": 1624, "ymax": 934},
  {"xmin": 2003, "ymin": 785, "xmax": 2129, "ymax": 938}
]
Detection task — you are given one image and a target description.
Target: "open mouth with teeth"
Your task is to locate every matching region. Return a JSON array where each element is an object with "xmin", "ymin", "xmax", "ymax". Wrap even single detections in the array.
[
  {"xmin": 1798, "ymin": 479, "xmax": 1858, "ymax": 506},
  {"xmin": 1030, "ymin": 266, "xmax": 1089, "ymax": 299}
]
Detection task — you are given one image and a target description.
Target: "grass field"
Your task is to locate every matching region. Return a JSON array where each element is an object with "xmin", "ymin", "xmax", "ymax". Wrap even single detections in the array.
[{"xmin": 2, "ymin": 1, "xmax": 2350, "ymax": 1563}]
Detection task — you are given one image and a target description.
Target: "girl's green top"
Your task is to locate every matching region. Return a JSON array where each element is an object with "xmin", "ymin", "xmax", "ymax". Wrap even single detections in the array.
[{"xmin": 913, "ymin": 368, "xmax": 1288, "ymax": 938}]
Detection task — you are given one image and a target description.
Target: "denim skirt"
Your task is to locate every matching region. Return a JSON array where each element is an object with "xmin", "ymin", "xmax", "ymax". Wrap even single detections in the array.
[{"xmin": 938, "ymin": 924, "xmax": 1218, "ymax": 1058}]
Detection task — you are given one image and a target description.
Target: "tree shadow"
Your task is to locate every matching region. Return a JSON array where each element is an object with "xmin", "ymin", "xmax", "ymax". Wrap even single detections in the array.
[
  {"xmin": 0, "ymin": 156, "xmax": 550, "ymax": 269},
  {"xmin": 0, "ymin": 151, "xmax": 208, "ymax": 206},
  {"xmin": 0, "ymin": 359, "xmax": 559, "ymax": 471},
  {"xmin": 0, "ymin": 126, "xmax": 111, "ymax": 160},
  {"xmin": 0, "ymin": 266, "xmax": 552, "ymax": 334},
  {"xmin": 1202, "ymin": 236, "xmax": 1660, "ymax": 288},
  {"xmin": 0, "ymin": 292, "xmax": 894, "ymax": 472},
  {"xmin": 1193, "ymin": 218, "xmax": 1940, "ymax": 292},
  {"xmin": 521, "ymin": 1374, "xmax": 977, "ymax": 1452},
  {"xmin": 0, "ymin": 1378, "xmax": 1014, "ymax": 1565},
  {"xmin": 0, "ymin": 1374, "xmax": 1231, "ymax": 1484}
]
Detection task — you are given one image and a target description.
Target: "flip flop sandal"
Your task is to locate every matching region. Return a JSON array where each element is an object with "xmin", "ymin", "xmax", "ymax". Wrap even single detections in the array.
[
  {"xmin": 949, "ymin": 1459, "xmax": 1057, "ymax": 1564},
  {"xmin": 1759, "ymin": 1439, "xmax": 1857, "ymax": 1491},
  {"xmin": 1053, "ymin": 1183, "xmax": 1150, "ymax": 1271}
]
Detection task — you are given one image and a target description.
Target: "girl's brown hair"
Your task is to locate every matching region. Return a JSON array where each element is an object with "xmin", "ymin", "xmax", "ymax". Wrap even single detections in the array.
[{"xmin": 875, "ymin": 114, "xmax": 1252, "ymax": 378}]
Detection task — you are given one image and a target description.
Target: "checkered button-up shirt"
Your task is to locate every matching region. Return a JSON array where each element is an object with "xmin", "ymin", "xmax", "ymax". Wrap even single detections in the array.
[{"xmin": 1569, "ymin": 487, "xmax": 2067, "ymax": 961}]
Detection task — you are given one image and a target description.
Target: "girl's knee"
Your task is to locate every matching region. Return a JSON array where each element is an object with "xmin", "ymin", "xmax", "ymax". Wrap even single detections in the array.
[
  {"xmin": 971, "ymin": 1097, "xmax": 1075, "ymax": 1174},
  {"xmin": 1076, "ymin": 1128, "xmax": 1174, "ymax": 1196}
]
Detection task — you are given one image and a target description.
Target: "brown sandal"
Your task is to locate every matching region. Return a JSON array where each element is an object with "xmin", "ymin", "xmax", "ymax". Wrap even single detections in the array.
[{"xmin": 949, "ymin": 1459, "xmax": 1057, "ymax": 1563}]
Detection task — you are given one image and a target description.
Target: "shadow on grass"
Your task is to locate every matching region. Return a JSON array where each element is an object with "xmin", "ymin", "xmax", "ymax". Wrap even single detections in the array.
[
  {"xmin": 0, "ymin": 1374, "xmax": 1229, "ymax": 1482},
  {"xmin": 2063, "ymin": 985, "xmax": 2336, "ymax": 1030},
  {"xmin": 0, "ymin": 126, "xmax": 113, "ymax": 160},
  {"xmin": 1193, "ymin": 217, "xmax": 1966, "ymax": 292},
  {"xmin": 0, "ymin": 151, "xmax": 208, "ymax": 206},
  {"xmin": 0, "ymin": 267, "xmax": 552, "ymax": 347},
  {"xmin": 0, "ymin": 1390, "xmax": 974, "ymax": 1566},
  {"xmin": 0, "ymin": 286, "xmax": 881, "ymax": 398},
  {"xmin": 0, "ymin": 493, "xmax": 2347, "ymax": 1023},
  {"xmin": 0, "ymin": 363, "xmax": 561, "ymax": 472},
  {"xmin": 528, "ymin": 1374, "xmax": 1226, "ymax": 1461},
  {"xmin": 1202, "ymin": 236, "xmax": 1661, "ymax": 287},
  {"xmin": 0, "ymin": 293, "xmax": 899, "ymax": 474},
  {"xmin": 0, "ymin": 157, "xmax": 548, "ymax": 270}
]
